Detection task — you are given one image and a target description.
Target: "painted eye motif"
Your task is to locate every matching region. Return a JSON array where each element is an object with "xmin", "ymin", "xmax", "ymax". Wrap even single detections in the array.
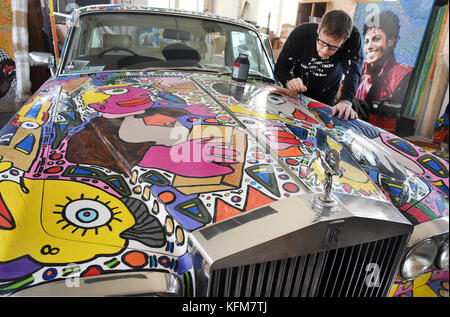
[
  {"xmin": 63, "ymin": 199, "xmax": 113, "ymax": 229},
  {"xmin": 102, "ymin": 88, "xmax": 129, "ymax": 95},
  {"xmin": 53, "ymin": 193, "xmax": 125, "ymax": 237},
  {"xmin": 21, "ymin": 121, "xmax": 40, "ymax": 129}
]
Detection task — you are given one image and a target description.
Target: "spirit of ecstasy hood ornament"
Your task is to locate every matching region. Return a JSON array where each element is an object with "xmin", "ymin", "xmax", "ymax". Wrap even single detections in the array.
[{"xmin": 309, "ymin": 148, "xmax": 343, "ymax": 216}]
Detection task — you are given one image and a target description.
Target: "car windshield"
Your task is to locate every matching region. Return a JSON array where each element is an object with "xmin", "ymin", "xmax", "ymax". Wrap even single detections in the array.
[{"xmin": 61, "ymin": 11, "xmax": 274, "ymax": 79}]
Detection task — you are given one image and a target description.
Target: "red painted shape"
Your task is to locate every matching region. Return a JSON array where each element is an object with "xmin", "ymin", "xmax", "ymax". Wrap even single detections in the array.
[
  {"xmin": 83, "ymin": 266, "xmax": 102, "ymax": 277},
  {"xmin": 215, "ymin": 199, "xmax": 242, "ymax": 222},
  {"xmin": 292, "ymin": 109, "xmax": 318, "ymax": 124},
  {"xmin": 245, "ymin": 186, "xmax": 276, "ymax": 211},
  {"xmin": 0, "ymin": 194, "xmax": 14, "ymax": 230}
]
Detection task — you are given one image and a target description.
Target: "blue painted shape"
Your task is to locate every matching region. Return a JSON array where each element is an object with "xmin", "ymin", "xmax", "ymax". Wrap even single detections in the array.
[
  {"xmin": 24, "ymin": 100, "xmax": 42, "ymax": 119},
  {"xmin": 435, "ymin": 199, "xmax": 444, "ymax": 212},
  {"xmin": 410, "ymin": 181, "xmax": 418, "ymax": 194},
  {"xmin": 74, "ymin": 167, "xmax": 95, "ymax": 175},
  {"xmin": 389, "ymin": 185, "xmax": 403, "ymax": 198},
  {"xmin": 255, "ymin": 171, "xmax": 270, "ymax": 184},
  {"xmin": 110, "ymin": 179, "xmax": 122, "ymax": 188},
  {"xmin": 394, "ymin": 140, "xmax": 413, "ymax": 153},
  {"xmin": 424, "ymin": 160, "xmax": 441, "ymax": 172},
  {"xmin": 14, "ymin": 134, "xmax": 35, "ymax": 154},
  {"xmin": 177, "ymin": 253, "xmax": 193, "ymax": 274}
]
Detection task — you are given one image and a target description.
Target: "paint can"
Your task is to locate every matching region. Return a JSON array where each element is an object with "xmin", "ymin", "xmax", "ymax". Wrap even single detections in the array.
[{"xmin": 232, "ymin": 54, "xmax": 249, "ymax": 82}]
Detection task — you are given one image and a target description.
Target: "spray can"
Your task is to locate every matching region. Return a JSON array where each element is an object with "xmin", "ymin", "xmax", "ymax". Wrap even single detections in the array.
[{"xmin": 232, "ymin": 54, "xmax": 249, "ymax": 82}]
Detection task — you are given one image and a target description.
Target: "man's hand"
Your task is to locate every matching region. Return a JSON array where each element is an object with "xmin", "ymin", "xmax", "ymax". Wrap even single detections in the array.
[
  {"xmin": 286, "ymin": 78, "xmax": 307, "ymax": 94},
  {"xmin": 332, "ymin": 100, "xmax": 357, "ymax": 120}
]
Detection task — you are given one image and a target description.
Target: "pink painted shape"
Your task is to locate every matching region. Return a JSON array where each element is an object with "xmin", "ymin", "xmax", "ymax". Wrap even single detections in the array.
[
  {"xmin": 184, "ymin": 104, "xmax": 216, "ymax": 117},
  {"xmin": 380, "ymin": 132, "xmax": 449, "ymax": 189},
  {"xmin": 138, "ymin": 138, "xmax": 238, "ymax": 177}
]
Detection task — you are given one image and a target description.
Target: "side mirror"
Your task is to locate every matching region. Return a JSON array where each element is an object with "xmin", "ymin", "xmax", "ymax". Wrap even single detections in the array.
[{"xmin": 29, "ymin": 51, "xmax": 56, "ymax": 76}]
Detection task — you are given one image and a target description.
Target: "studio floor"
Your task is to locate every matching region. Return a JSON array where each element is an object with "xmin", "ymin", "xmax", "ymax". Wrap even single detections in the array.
[{"xmin": 0, "ymin": 112, "xmax": 14, "ymax": 129}]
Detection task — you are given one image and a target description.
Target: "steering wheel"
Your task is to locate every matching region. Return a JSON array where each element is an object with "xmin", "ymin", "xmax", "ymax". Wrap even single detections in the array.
[{"xmin": 98, "ymin": 47, "xmax": 138, "ymax": 57}]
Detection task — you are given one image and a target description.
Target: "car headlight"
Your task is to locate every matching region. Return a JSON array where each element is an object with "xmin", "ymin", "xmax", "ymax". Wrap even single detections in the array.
[
  {"xmin": 401, "ymin": 238, "xmax": 439, "ymax": 280},
  {"xmin": 436, "ymin": 240, "xmax": 449, "ymax": 270}
]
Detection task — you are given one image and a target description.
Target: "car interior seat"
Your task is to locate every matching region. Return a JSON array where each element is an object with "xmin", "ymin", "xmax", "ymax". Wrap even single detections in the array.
[
  {"xmin": 103, "ymin": 33, "xmax": 132, "ymax": 50},
  {"xmin": 162, "ymin": 43, "xmax": 201, "ymax": 66}
]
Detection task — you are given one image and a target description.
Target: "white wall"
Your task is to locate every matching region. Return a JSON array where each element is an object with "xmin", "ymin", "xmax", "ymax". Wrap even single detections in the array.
[
  {"xmin": 278, "ymin": 0, "xmax": 298, "ymax": 32},
  {"xmin": 133, "ymin": 0, "xmax": 148, "ymax": 5},
  {"xmin": 212, "ymin": 0, "xmax": 298, "ymax": 35},
  {"xmin": 178, "ymin": 0, "xmax": 204, "ymax": 11},
  {"xmin": 135, "ymin": 0, "xmax": 356, "ymax": 36},
  {"xmin": 242, "ymin": 0, "xmax": 259, "ymax": 23},
  {"xmin": 214, "ymin": 0, "xmax": 242, "ymax": 19}
]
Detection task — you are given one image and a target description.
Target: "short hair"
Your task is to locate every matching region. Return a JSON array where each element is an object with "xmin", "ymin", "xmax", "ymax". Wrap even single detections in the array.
[
  {"xmin": 363, "ymin": 10, "xmax": 400, "ymax": 47},
  {"xmin": 320, "ymin": 10, "xmax": 353, "ymax": 39}
]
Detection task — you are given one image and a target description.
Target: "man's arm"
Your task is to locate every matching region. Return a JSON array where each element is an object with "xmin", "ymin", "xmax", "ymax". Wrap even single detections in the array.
[
  {"xmin": 274, "ymin": 26, "xmax": 302, "ymax": 87},
  {"xmin": 332, "ymin": 27, "xmax": 363, "ymax": 120}
]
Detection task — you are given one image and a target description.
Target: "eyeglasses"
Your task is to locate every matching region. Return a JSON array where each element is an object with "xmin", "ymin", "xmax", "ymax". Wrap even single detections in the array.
[{"xmin": 316, "ymin": 38, "xmax": 341, "ymax": 52}]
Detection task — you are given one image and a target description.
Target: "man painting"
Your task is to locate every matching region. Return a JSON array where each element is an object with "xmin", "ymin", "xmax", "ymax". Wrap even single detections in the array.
[{"xmin": 275, "ymin": 10, "xmax": 363, "ymax": 120}]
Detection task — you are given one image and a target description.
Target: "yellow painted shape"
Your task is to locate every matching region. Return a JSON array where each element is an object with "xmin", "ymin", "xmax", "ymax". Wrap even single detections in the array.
[
  {"xmin": 0, "ymin": 178, "xmax": 135, "ymax": 264},
  {"xmin": 308, "ymin": 156, "xmax": 380, "ymax": 196},
  {"xmin": 388, "ymin": 283, "xmax": 400, "ymax": 297},
  {"xmin": 340, "ymin": 163, "xmax": 380, "ymax": 196},
  {"xmin": 0, "ymin": 161, "xmax": 13, "ymax": 173},
  {"xmin": 326, "ymin": 136, "xmax": 342, "ymax": 152},
  {"xmin": 17, "ymin": 94, "xmax": 52, "ymax": 126},
  {"xmin": 413, "ymin": 272, "xmax": 432, "ymax": 288},
  {"xmin": 81, "ymin": 83, "xmax": 133, "ymax": 106},
  {"xmin": 431, "ymin": 180, "xmax": 445, "ymax": 187},
  {"xmin": 227, "ymin": 105, "xmax": 294, "ymax": 123},
  {"xmin": 413, "ymin": 284, "xmax": 438, "ymax": 297}
]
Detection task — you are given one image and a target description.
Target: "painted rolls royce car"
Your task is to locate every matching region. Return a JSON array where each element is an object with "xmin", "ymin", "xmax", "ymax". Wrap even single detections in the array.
[{"xmin": 0, "ymin": 5, "xmax": 448, "ymax": 297}]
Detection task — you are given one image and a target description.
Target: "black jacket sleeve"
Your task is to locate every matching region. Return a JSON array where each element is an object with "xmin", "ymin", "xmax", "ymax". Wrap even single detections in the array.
[
  {"xmin": 337, "ymin": 26, "xmax": 364, "ymax": 103},
  {"xmin": 274, "ymin": 26, "xmax": 303, "ymax": 87}
]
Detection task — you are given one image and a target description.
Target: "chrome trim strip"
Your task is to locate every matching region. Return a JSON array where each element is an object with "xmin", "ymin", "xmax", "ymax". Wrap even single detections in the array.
[
  {"xmin": 190, "ymin": 193, "xmax": 412, "ymax": 271},
  {"xmin": 309, "ymin": 252, "xmax": 326, "ymax": 296},
  {"xmin": 408, "ymin": 216, "xmax": 449, "ymax": 247},
  {"xmin": 255, "ymin": 262, "xmax": 267, "ymax": 296},
  {"xmin": 245, "ymin": 264, "xmax": 256, "ymax": 297},
  {"xmin": 337, "ymin": 246, "xmax": 354, "ymax": 297},
  {"xmin": 344, "ymin": 244, "xmax": 362, "ymax": 297},
  {"xmin": 301, "ymin": 253, "xmax": 317, "ymax": 297},
  {"xmin": 13, "ymin": 272, "xmax": 181, "ymax": 297},
  {"xmin": 274, "ymin": 258, "xmax": 288, "ymax": 296},
  {"xmin": 383, "ymin": 234, "xmax": 410, "ymax": 294},
  {"xmin": 283, "ymin": 257, "xmax": 298, "ymax": 297}
]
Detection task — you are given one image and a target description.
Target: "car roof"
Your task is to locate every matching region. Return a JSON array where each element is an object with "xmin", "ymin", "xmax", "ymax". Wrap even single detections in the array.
[{"xmin": 74, "ymin": 4, "xmax": 256, "ymax": 30}]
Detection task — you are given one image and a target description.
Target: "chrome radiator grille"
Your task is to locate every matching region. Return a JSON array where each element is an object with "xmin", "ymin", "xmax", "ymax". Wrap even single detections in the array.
[{"xmin": 209, "ymin": 234, "xmax": 408, "ymax": 297}]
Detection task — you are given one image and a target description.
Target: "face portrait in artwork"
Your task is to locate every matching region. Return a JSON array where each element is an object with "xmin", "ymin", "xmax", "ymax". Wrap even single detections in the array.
[
  {"xmin": 364, "ymin": 27, "xmax": 396, "ymax": 66},
  {"xmin": 363, "ymin": 10, "xmax": 399, "ymax": 70},
  {"xmin": 0, "ymin": 49, "xmax": 16, "ymax": 99}
]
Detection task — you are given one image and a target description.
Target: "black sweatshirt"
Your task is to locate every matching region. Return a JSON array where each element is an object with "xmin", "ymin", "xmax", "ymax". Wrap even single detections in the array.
[{"xmin": 274, "ymin": 23, "xmax": 363, "ymax": 106}]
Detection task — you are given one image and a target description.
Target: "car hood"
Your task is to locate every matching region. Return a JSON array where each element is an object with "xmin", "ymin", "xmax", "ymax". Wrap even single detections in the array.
[{"xmin": 0, "ymin": 71, "xmax": 448, "ymax": 293}]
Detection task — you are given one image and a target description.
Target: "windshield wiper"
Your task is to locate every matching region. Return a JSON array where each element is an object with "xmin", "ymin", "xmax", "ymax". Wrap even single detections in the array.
[
  {"xmin": 247, "ymin": 73, "xmax": 276, "ymax": 83},
  {"xmin": 140, "ymin": 66, "xmax": 222, "ymax": 73},
  {"xmin": 217, "ymin": 71, "xmax": 275, "ymax": 84},
  {"xmin": 136, "ymin": 67, "xmax": 275, "ymax": 83}
]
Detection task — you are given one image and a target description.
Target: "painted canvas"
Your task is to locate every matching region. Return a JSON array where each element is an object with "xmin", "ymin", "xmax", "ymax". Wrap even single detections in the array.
[{"xmin": 353, "ymin": 0, "xmax": 435, "ymax": 132}]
